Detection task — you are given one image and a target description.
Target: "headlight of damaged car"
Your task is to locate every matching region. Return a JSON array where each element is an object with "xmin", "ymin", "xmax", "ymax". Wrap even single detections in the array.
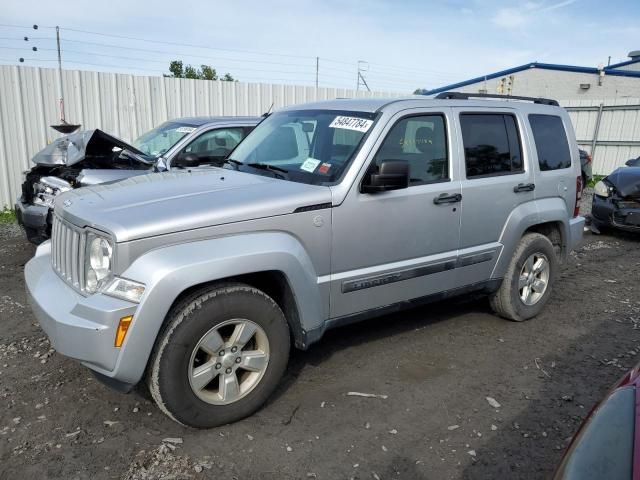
[
  {"xmin": 32, "ymin": 176, "xmax": 72, "ymax": 207},
  {"xmin": 594, "ymin": 180, "xmax": 610, "ymax": 198},
  {"xmin": 84, "ymin": 232, "xmax": 113, "ymax": 293}
]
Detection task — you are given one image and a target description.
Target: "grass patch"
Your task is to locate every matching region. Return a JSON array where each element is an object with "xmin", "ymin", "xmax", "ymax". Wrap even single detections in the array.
[
  {"xmin": 587, "ymin": 175, "xmax": 604, "ymax": 189},
  {"xmin": 0, "ymin": 208, "xmax": 17, "ymax": 224}
]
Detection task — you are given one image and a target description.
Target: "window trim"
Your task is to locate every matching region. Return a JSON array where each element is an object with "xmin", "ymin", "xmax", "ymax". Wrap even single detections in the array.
[
  {"xmin": 459, "ymin": 112, "xmax": 525, "ymax": 180},
  {"xmin": 363, "ymin": 112, "xmax": 451, "ymax": 189},
  {"xmin": 528, "ymin": 113, "xmax": 573, "ymax": 172}
]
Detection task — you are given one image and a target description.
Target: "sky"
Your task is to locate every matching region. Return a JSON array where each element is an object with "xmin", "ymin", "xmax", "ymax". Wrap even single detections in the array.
[{"xmin": 1, "ymin": 0, "xmax": 639, "ymax": 93}]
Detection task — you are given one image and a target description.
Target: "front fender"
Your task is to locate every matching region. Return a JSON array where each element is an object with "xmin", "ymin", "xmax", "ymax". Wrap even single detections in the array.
[
  {"xmin": 111, "ymin": 232, "xmax": 325, "ymax": 384},
  {"xmin": 492, "ymin": 198, "xmax": 571, "ymax": 278}
]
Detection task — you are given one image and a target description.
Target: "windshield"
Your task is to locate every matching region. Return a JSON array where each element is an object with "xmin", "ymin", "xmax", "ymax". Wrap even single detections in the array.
[
  {"xmin": 133, "ymin": 121, "xmax": 197, "ymax": 158},
  {"xmin": 229, "ymin": 110, "xmax": 378, "ymax": 184}
]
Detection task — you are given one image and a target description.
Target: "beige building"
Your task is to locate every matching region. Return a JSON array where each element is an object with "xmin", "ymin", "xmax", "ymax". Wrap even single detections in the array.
[{"xmin": 424, "ymin": 51, "xmax": 640, "ymax": 100}]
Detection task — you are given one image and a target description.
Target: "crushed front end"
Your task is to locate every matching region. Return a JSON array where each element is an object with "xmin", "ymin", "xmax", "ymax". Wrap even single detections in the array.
[{"xmin": 591, "ymin": 167, "xmax": 640, "ymax": 233}]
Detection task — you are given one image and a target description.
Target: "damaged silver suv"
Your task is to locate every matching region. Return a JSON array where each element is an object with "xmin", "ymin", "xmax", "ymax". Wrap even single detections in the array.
[
  {"xmin": 25, "ymin": 93, "xmax": 585, "ymax": 427},
  {"xmin": 16, "ymin": 116, "xmax": 258, "ymax": 243}
]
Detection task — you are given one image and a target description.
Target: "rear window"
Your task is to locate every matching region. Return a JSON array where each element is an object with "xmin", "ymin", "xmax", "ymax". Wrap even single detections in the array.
[
  {"xmin": 529, "ymin": 114, "xmax": 572, "ymax": 171},
  {"xmin": 460, "ymin": 114, "xmax": 523, "ymax": 178}
]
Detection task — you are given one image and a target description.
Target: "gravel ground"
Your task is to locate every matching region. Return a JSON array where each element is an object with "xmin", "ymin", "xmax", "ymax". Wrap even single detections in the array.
[{"xmin": 2, "ymin": 194, "xmax": 640, "ymax": 480}]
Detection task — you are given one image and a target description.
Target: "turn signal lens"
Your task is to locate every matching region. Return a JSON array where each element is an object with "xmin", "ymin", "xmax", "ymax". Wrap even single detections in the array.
[{"xmin": 115, "ymin": 315, "xmax": 133, "ymax": 347}]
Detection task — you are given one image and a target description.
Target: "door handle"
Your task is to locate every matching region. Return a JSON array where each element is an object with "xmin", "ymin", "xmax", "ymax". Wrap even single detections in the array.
[
  {"xmin": 513, "ymin": 183, "xmax": 535, "ymax": 193},
  {"xmin": 433, "ymin": 193, "xmax": 462, "ymax": 205}
]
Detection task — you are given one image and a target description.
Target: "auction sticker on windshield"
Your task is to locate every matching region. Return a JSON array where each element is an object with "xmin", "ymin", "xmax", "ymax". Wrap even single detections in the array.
[
  {"xmin": 300, "ymin": 158, "xmax": 321, "ymax": 173},
  {"xmin": 329, "ymin": 116, "xmax": 374, "ymax": 133},
  {"xmin": 176, "ymin": 126, "xmax": 196, "ymax": 134}
]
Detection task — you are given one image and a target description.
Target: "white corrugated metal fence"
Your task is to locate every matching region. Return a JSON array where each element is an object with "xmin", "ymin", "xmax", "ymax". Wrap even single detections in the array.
[
  {"xmin": 0, "ymin": 65, "xmax": 402, "ymax": 208},
  {"xmin": 561, "ymin": 98, "xmax": 640, "ymax": 175}
]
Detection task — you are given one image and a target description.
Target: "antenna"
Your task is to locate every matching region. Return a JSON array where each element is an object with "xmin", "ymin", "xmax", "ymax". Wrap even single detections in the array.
[{"xmin": 263, "ymin": 102, "xmax": 274, "ymax": 117}]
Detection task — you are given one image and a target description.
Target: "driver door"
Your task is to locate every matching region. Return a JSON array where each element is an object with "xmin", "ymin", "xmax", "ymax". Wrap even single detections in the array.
[{"xmin": 329, "ymin": 108, "xmax": 462, "ymax": 319}]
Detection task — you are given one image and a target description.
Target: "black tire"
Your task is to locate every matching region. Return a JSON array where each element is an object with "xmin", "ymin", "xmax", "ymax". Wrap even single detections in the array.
[
  {"xmin": 489, "ymin": 233, "xmax": 558, "ymax": 322},
  {"xmin": 147, "ymin": 283, "xmax": 290, "ymax": 428}
]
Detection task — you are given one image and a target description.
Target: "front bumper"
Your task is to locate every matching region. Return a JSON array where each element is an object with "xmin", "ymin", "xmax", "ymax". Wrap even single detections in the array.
[
  {"xmin": 25, "ymin": 242, "xmax": 138, "ymax": 379},
  {"xmin": 15, "ymin": 199, "xmax": 52, "ymax": 244},
  {"xmin": 592, "ymin": 194, "xmax": 640, "ymax": 232}
]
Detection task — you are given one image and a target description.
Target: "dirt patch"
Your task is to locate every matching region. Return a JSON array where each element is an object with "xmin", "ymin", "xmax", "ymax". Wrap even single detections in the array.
[{"xmin": 1, "ymin": 213, "xmax": 639, "ymax": 479}]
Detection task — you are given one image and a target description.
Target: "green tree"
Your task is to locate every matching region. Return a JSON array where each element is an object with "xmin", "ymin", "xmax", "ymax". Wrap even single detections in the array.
[
  {"xmin": 165, "ymin": 60, "xmax": 235, "ymax": 81},
  {"xmin": 200, "ymin": 65, "xmax": 218, "ymax": 80},
  {"xmin": 168, "ymin": 60, "xmax": 184, "ymax": 78}
]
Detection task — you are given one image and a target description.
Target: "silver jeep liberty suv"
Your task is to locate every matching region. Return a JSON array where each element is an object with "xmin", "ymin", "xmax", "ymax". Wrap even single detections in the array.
[{"xmin": 25, "ymin": 92, "xmax": 585, "ymax": 427}]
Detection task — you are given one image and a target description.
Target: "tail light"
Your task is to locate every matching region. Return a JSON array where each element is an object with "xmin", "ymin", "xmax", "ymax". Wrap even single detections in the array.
[
  {"xmin": 586, "ymin": 153, "xmax": 592, "ymax": 165},
  {"xmin": 574, "ymin": 175, "xmax": 582, "ymax": 217}
]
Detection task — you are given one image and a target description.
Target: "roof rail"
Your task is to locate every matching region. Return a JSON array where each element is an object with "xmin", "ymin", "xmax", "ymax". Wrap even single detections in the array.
[{"xmin": 434, "ymin": 91, "xmax": 559, "ymax": 106}]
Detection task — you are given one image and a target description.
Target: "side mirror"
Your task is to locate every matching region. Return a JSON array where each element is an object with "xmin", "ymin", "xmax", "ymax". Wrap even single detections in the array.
[
  {"xmin": 361, "ymin": 160, "xmax": 410, "ymax": 194},
  {"xmin": 625, "ymin": 157, "xmax": 640, "ymax": 167},
  {"xmin": 174, "ymin": 153, "xmax": 200, "ymax": 168}
]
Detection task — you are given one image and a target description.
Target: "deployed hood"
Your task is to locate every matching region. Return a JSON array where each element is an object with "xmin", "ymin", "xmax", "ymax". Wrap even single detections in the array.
[
  {"xmin": 32, "ymin": 129, "xmax": 152, "ymax": 166},
  {"xmin": 55, "ymin": 168, "xmax": 331, "ymax": 242},
  {"xmin": 606, "ymin": 167, "xmax": 640, "ymax": 198}
]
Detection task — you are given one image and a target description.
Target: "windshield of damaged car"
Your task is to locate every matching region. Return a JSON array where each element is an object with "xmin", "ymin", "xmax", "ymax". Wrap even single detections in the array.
[
  {"xmin": 133, "ymin": 122, "xmax": 197, "ymax": 158},
  {"xmin": 228, "ymin": 110, "xmax": 378, "ymax": 184}
]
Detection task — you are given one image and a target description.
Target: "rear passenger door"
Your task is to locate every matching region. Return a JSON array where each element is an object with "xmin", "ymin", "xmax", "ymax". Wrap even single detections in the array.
[{"xmin": 453, "ymin": 108, "xmax": 535, "ymax": 286}]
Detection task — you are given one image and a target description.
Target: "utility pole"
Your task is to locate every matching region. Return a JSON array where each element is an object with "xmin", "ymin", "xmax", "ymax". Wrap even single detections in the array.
[
  {"xmin": 356, "ymin": 61, "xmax": 370, "ymax": 92},
  {"xmin": 55, "ymin": 26, "xmax": 65, "ymax": 123},
  {"xmin": 315, "ymin": 56, "xmax": 319, "ymax": 89}
]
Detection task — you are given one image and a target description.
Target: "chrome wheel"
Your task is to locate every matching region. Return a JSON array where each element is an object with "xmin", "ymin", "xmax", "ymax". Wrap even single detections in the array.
[
  {"xmin": 518, "ymin": 253, "xmax": 550, "ymax": 306},
  {"xmin": 188, "ymin": 319, "xmax": 270, "ymax": 405}
]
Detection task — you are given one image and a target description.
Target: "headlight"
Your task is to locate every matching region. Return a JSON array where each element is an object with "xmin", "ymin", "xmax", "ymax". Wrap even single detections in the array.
[
  {"xmin": 104, "ymin": 277, "xmax": 146, "ymax": 303},
  {"xmin": 32, "ymin": 176, "xmax": 72, "ymax": 207},
  {"xmin": 84, "ymin": 233, "xmax": 113, "ymax": 293},
  {"xmin": 594, "ymin": 180, "xmax": 610, "ymax": 198}
]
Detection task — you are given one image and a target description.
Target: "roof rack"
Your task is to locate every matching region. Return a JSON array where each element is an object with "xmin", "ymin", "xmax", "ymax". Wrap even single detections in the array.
[{"xmin": 434, "ymin": 91, "xmax": 559, "ymax": 106}]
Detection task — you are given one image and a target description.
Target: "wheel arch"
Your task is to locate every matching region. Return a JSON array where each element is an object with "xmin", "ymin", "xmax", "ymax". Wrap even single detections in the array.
[{"xmin": 109, "ymin": 232, "xmax": 326, "ymax": 385}]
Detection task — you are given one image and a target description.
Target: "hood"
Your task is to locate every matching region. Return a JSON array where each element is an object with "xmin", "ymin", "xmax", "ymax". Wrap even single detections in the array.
[
  {"xmin": 55, "ymin": 168, "xmax": 331, "ymax": 242},
  {"xmin": 606, "ymin": 167, "xmax": 640, "ymax": 198},
  {"xmin": 32, "ymin": 129, "xmax": 152, "ymax": 166}
]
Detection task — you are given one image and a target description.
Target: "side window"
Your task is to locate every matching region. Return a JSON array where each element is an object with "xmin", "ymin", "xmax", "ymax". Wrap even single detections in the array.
[
  {"xmin": 460, "ymin": 114, "xmax": 523, "ymax": 178},
  {"xmin": 529, "ymin": 114, "xmax": 572, "ymax": 171},
  {"xmin": 373, "ymin": 114, "xmax": 448, "ymax": 185},
  {"xmin": 182, "ymin": 127, "xmax": 245, "ymax": 162}
]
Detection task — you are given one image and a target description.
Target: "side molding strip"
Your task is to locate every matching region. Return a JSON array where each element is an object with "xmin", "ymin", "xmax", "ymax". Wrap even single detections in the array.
[{"xmin": 341, "ymin": 249, "xmax": 497, "ymax": 293}]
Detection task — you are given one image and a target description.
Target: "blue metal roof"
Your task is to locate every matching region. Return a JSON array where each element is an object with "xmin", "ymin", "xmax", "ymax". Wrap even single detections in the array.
[{"xmin": 423, "ymin": 60, "xmax": 640, "ymax": 95}]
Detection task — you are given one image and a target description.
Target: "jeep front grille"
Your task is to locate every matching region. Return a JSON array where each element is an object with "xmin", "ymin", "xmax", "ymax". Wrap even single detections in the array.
[{"xmin": 51, "ymin": 216, "xmax": 85, "ymax": 291}]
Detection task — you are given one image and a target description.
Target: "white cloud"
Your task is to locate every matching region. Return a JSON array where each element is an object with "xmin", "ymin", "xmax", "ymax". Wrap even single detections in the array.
[{"xmin": 492, "ymin": 8, "xmax": 527, "ymax": 28}]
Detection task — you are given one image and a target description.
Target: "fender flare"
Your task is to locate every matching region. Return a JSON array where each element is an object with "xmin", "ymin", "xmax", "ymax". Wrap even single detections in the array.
[
  {"xmin": 111, "ymin": 232, "xmax": 324, "ymax": 384},
  {"xmin": 492, "ymin": 197, "xmax": 570, "ymax": 278}
]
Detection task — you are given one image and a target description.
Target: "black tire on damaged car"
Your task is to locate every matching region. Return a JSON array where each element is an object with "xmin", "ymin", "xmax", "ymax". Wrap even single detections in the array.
[
  {"xmin": 490, "ymin": 233, "xmax": 558, "ymax": 322},
  {"xmin": 147, "ymin": 282, "xmax": 290, "ymax": 428}
]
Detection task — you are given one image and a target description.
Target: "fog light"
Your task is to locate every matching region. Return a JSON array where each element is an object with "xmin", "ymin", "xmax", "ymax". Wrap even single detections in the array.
[{"xmin": 115, "ymin": 315, "xmax": 133, "ymax": 347}]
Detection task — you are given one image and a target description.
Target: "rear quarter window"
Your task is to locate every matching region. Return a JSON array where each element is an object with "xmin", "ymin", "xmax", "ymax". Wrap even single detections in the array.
[{"xmin": 529, "ymin": 114, "xmax": 572, "ymax": 171}]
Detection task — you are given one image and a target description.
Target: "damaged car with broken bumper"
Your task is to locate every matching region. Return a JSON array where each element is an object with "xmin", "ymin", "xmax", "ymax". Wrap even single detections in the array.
[
  {"xmin": 16, "ymin": 117, "xmax": 259, "ymax": 243},
  {"xmin": 591, "ymin": 158, "xmax": 640, "ymax": 233}
]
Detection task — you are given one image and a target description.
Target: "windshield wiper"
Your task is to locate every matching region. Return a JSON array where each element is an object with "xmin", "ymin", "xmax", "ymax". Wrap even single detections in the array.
[
  {"xmin": 223, "ymin": 158, "xmax": 242, "ymax": 170},
  {"xmin": 246, "ymin": 163, "xmax": 289, "ymax": 179}
]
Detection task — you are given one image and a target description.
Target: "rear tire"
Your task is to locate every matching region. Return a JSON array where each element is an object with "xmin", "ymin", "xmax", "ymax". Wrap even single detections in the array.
[
  {"xmin": 148, "ymin": 283, "xmax": 290, "ymax": 428},
  {"xmin": 489, "ymin": 233, "xmax": 558, "ymax": 322}
]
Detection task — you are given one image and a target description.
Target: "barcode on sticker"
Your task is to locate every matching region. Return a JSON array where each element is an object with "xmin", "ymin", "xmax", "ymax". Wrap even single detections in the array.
[
  {"xmin": 329, "ymin": 116, "xmax": 373, "ymax": 132},
  {"xmin": 176, "ymin": 127, "xmax": 196, "ymax": 133}
]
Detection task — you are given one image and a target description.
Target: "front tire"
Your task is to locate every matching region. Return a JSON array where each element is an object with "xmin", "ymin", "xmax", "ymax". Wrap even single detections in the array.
[
  {"xmin": 148, "ymin": 283, "xmax": 290, "ymax": 428},
  {"xmin": 489, "ymin": 233, "xmax": 558, "ymax": 322}
]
